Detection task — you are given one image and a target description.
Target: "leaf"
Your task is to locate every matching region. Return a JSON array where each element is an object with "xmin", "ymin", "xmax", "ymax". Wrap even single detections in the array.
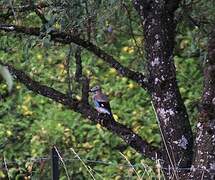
[{"xmin": 0, "ymin": 65, "xmax": 13, "ymax": 93}]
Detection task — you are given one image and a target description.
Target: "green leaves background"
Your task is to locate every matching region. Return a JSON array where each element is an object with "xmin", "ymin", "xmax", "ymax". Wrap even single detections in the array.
[{"xmin": 0, "ymin": 0, "xmax": 211, "ymax": 179}]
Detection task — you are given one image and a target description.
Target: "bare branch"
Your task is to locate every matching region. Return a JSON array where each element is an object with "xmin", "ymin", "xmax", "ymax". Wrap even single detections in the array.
[
  {"xmin": 191, "ymin": 27, "xmax": 215, "ymax": 179},
  {"xmin": 73, "ymin": 46, "xmax": 89, "ymax": 104},
  {"xmin": 74, "ymin": 47, "xmax": 83, "ymax": 81},
  {"xmin": 84, "ymin": 0, "xmax": 91, "ymax": 41},
  {"xmin": 122, "ymin": 3, "xmax": 143, "ymax": 55},
  {"xmin": 0, "ymin": 2, "xmax": 48, "ymax": 20},
  {"xmin": 65, "ymin": 44, "xmax": 73, "ymax": 97},
  {"xmin": 165, "ymin": 0, "xmax": 182, "ymax": 12},
  {"xmin": 0, "ymin": 61, "xmax": 161, "ymax": 160},
  {"xmin": 132, "ymin": 0, "xmax": 150, "ymax": 19},
  {"xmin": 0, "ymin": 24, "xmax": 150, "ymax": 91},
  {"xmin": 199, "ymin": 27, "xmax": 215, "ymax": 105},
  {"xmin": 81, "ymin": 76, "xmax": 90, "ymax": 105},
  {"xmin": 34, "ymin": 6, "xmax": 48, "ymax": 24}
]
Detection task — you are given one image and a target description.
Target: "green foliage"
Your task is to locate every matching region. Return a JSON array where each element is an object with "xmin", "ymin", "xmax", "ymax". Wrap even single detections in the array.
[{"xmin": 0, "ymin": 0, "xmax": 212, "ymax": 179}]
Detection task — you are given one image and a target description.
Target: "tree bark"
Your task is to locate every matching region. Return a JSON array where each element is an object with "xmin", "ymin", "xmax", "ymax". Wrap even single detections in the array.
[
  {"xmin": 133, "ymin": 1, "xmax": 193, "ymax": 178},
  {"xmin": 190, "ymin": 28, "xmax": 215, "ymax": 180}
]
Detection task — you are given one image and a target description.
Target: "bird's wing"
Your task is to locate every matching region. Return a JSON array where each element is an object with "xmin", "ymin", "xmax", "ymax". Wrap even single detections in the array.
[
  {"xmin": 93, "ymin": 94, "xmax": 112, "ymax": 115},
  {"xmin": 96, "ymin": 93, "xmax": 109, "ymax": 102},
  {"xmin": 97, "ymin": 101, "xmax": 112, "ymax": 115}
]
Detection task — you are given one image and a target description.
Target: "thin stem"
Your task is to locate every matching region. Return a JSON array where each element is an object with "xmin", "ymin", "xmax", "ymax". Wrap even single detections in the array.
[
  {"xmin": 3, "ymin": 155, "xmax": 11, "ymax": 180},
  {"xmin": 70, "ymin": 147, "xmax": 96, "ymax": 180},
  {"xmin": 151, "ymin": 102, "xmax": 179, "ymax": 179},
  {"xmin": 53, "ymin": 146, "xmax": 70, "ymax": 180},
  {"xmin": 66, "ymin": 44, "xmax": 73, "ymax": 97},
  {"xmin": 119, "ymin": 152, "xmax": 142, "ymax": 180}
]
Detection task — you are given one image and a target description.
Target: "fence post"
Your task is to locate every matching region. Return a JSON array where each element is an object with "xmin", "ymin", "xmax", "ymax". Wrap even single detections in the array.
[{"xmin": 51, "ymin": 147, "xmax": 60, "ymax": 180}]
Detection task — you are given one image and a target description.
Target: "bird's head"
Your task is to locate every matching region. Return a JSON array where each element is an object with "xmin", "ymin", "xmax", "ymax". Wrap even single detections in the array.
[{"xmin": 89, "ymin": 85, "xmax": 101, "ymax": 94}]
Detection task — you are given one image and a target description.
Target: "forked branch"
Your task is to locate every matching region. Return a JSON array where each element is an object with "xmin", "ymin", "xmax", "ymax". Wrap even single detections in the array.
[{"xmin": 0, "ymin": 62, "xmax": 161, "ymax": 160}]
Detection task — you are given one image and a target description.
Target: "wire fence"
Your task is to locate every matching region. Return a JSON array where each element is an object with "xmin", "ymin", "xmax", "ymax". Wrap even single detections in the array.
[
  {"xmin": 1, "ymin": 146, "xmax": 157, "ymax": 180},
  {"xmin": 0, "ymin": 155, "xmax": 143, "ymax": 170},
  {"xmin": 1, "ymin": 146, "xmax": 214, "ymax": 180},
  {"xmin": 1, "ymin": 151, "xmax": 212, "ymax": 172}
]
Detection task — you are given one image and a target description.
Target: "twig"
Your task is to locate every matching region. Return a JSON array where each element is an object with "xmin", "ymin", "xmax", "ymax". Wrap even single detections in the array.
[
  {"xmin": 84, "ymin": 0, "xmax": 91, "ymax": 41},
  {"xmin": 74, "ymin": 47, "xmax": 82, "ymax": 81},
  {"xmin": 0, "ymin": 3, "xmax": 48, "ymax": 19},
  {"xmin": 140, "ymin": 160, "xmax": 154, "ymax": 178},
  {"xmin": 65, "ymin": 44, "xmax": 73, "ymax": 97},
  {"xmin": 200, "ymin": 170, "xmax": 205, "ymax": 180},
  {"xmin": 88, "ymin": 167, "xmax": 104, "ymax": 179},
  {"xmin": 70, "ymin": 147, "xmax": 96, "ymax": 180},
  {"xmin": 9, "ymin": 0, "xmax": 17, "ymax": 23},
  {"xmin": 119, "ymin": 152, "xmax": 142, "ymax": 180},
  {"xmin": 53, "ymin": 146, "xmax": 70, "ymax": 180},
  {"xmin": 155, "ymin": 159, "xmax": 162, "ymax": 180},
  {"xmin": 73, "ymin": 46, "xmax": 90, "ymax": 104},
  {"xmin": 151, "ymin": 102, "xmax": 179, "ymax": 179},
  {"xmin": 3, "ymin": 155, "xmax": 11, "ymax": 180},
  {"xmin": 34, "ymin": 6, "xmax": 48, "ymax": 24},
  {"xmin": 0, "ymin": 24, "xmax": 150, "ymax": 91},
  {"xmin": 81, "ymin": 76, "xmax": 90, "ymax": 104},
  {"xmin": 122, "ymin": 2, "xmax": 143, "ymax": 55}
]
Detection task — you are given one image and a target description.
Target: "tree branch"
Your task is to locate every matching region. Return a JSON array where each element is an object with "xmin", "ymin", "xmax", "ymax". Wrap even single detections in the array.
[
  {"xmin": 65, "ymin": 44, "xmax": 73, "ymax": 97},
  {"xmin": 0, "ymin": 61, "xmax": 161, "ymax": 160},
  {"xmin": 133, "ymin": 0, "xmax": 193, "ymax": 170},
  {"xmin": 0, "ymin": 2, "xmax": 48, "ymax": 20},
  {"xmin": 132, "ymin": 0, "xmax": 150, "ymax": 15},
  {"xmin": 122, "ymin": 3, "xmax": 143, "ymax": 55},
  {"xmin": 0, "ymin": 24, "xmax": 149, "ymax": 91},
  {"xmin": 165, "ymin": 0, "xmax": 182, "ymax": 12},
  {"xmin": 191, "ymin": 27, "xmax": 215, "ymax": 179},
  {"xmin": 34, "ymin": 6, "xmax": 48, "ymax": 24},
  {"xmin": 81, "ymin": 76, "xmax": 90, "ymax": 105},
  {"xmin": 75, "ymin": 47, "xmax": 83, "ymax": 81}
]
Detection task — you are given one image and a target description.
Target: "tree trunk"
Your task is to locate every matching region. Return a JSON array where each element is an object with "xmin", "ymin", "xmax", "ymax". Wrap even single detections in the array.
[
  {"xmin": 134, "ymin": 1, "xmax": 193, "ymax": 178},
  {"xmin": 190, "ymin": 28, "xmax": 215, "ymax": 180}
]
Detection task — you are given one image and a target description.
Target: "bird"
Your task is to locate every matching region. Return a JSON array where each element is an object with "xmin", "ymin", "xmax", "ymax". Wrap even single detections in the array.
[{"xmin": 90, "ymin": 85, "xmax": 112, "ymax": 116}]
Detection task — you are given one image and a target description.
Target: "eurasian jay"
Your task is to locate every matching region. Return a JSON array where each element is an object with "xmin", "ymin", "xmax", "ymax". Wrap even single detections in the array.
[{"xmin": 90, "ymin": 85, "xmax": 112, "ymax": 116}]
